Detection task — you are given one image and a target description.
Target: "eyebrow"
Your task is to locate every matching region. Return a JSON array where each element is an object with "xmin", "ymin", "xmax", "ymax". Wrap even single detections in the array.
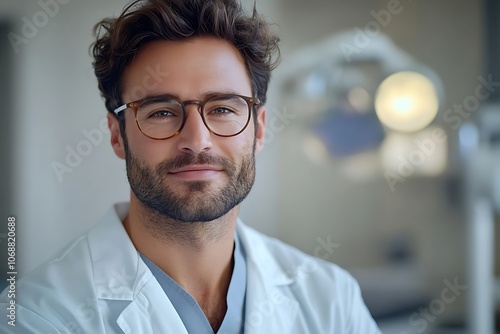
[{"xmin": 139, "ymin": 89, "xmax": 246, "ymax": 102}]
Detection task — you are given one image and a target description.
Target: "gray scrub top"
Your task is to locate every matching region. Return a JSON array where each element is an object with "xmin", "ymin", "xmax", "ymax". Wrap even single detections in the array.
[{"xmin": 140, "ymin": 232, "xmax": 247, "ymax": 334}]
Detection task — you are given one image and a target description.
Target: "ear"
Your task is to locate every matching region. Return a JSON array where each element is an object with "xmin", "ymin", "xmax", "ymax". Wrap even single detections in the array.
[
  {"xmin": 254, "ymin": 106, "xmax": 266, "ymax": 154},
  {"xmin": 108, "ymin": 113, "xmax": 126, "ymax": 160}
]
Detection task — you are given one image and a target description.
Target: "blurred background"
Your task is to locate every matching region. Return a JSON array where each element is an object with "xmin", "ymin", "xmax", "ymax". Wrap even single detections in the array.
[{"xmin": 0, "ymin": 0, "xmax": 498, "ymax": 333}]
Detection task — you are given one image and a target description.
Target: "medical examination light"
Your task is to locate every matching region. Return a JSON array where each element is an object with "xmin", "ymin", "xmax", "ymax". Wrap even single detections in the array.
[{"xmin": 375, "ymin": 71, "xmax": 440, "ymax": 133}]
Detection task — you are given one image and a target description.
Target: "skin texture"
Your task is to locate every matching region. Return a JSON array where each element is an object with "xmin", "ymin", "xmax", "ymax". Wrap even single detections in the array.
[{"xmin": 107, "ymin": 37, "xmax": 266, "ymax": 331}]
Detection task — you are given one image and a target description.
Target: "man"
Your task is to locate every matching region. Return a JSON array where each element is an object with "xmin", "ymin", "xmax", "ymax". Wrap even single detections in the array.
[{"xmin": 0, "ymin": 0, "xmax": 380, "ymax": 333}]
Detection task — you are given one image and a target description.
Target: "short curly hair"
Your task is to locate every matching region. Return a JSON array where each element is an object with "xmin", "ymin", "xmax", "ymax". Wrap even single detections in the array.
[{"xmin": 91, "ymin": 0, "xmax": 280, "ymax": 117}]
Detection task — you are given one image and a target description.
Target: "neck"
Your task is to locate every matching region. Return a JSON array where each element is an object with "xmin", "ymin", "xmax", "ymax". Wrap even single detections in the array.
[{"xmin": 123, "ymin": 194, "xmax": 238, "ymax": 304}]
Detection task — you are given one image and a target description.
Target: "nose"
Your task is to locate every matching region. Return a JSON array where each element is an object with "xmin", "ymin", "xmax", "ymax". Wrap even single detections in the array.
[{"xmin": 176, "ymin": 103, "xmax": 213, "ymax": 154}]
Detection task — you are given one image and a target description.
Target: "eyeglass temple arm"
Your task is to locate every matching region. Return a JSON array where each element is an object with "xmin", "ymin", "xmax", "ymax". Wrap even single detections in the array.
[{"xmin": 113, "ymin": 104, "xmax": 128, "ymax": 116}]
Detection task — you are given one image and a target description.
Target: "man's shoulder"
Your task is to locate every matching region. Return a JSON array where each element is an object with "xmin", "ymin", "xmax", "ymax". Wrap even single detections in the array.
[
  {"xmin": 1, "ymin": 204, "xmax": 130, "ymax": 302},
  {"xmin": 0, "ymin": 231, "xmax": 96, "ymax": 332},
  {"xmin": 4, "ymin": 203, "xmax": 130, "ymax": 299},
  {"xmin": 0, "ymin": 204, "xmax": 131, "ymax": 332},
  {"xmin": 237, "ymin": 221, "xmax": 382, "ymax": 334},
  {"xmin": 2, "ymin": 232, "xmax": 92, "ymax": 297}
]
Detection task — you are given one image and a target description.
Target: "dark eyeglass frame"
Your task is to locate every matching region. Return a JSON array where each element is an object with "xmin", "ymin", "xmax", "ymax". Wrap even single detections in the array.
[{"xmin": 113, "ymin": 94, "xmax": 261, "ymax": 140}]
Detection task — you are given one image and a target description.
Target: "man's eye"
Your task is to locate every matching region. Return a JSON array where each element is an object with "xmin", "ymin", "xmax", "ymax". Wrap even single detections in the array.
[
  {"xmin": 211, "ymin": 107, "xmax": 233, "ymax": 115},
  {"xmin": 149, "ymin": 110, "xmax": 174, "ymax": 118}
]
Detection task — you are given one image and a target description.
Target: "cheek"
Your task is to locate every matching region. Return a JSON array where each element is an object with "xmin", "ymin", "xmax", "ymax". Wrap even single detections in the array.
[
  {"xmin": 124, "ymin": 118, "xmax": 143, "ymax": 153},
  {"xmin": 223, "ymin": 132, "xmax": 255, "ymax": 160},
  {"xmin": 124, "ymin": 119, "xmax": 174, "ymax": 164}
]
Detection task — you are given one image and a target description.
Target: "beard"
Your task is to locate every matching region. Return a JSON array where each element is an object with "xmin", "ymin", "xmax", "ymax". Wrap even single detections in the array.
[{"xmin": 124, "ymin": 141, "xmax": 256, "ymax": 223}]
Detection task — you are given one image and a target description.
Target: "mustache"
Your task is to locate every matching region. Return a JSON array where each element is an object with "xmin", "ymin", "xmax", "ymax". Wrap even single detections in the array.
[{"xmin": 155, "ymin": 152, "xmax": 236, "ymax": 175}]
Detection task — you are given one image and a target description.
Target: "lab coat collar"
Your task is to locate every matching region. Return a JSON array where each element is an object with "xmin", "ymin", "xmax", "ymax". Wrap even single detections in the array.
[
  {"xmin": 88, "ymin": 203, "xmax": 298, "ymax": 333},
  {"xmin": 237, "ymin": 220, "xmax": 299, "ymax": 333},
  {"xmin": 89, "ymin": 202, "xmax": 147, "ymax": 301}
]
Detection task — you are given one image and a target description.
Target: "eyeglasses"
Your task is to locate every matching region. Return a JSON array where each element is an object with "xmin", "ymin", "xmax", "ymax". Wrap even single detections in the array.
[{"xmin": 113, "ymin": 94, "xmax": 261, "ymax": 140}]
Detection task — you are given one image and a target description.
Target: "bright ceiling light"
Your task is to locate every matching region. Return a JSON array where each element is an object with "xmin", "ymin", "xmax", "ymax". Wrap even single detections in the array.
[{"xmin": 375, "ymin": 71, "xmax": 439, "ymax": 133}]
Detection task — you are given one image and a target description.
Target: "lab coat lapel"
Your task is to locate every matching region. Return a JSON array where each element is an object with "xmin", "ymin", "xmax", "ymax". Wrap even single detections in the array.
[
  {"xmin": 237, "ymin": 221, "xmax": 299, "ymax": 334},
  {"xmin": 116, "ymin": 279, "xmax": 188, "ymax": 334},
  {"xmin": 88, "ymin": 203, "xmax": 188, "ymax": 334}
]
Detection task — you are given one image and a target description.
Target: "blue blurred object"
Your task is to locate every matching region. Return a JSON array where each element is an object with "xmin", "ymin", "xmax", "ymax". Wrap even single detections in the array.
[{"xmin": 313, "ymin": 104, "xmax": 385, "ymax": 157}]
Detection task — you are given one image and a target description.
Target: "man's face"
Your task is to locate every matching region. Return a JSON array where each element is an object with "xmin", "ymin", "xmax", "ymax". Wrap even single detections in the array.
[{"xmin": 109, "ymin": 38, "xmax": 266, "ymax": 222}]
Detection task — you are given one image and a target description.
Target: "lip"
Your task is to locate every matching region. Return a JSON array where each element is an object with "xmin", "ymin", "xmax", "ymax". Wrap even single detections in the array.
[
  {"xmin": 169, "ymin": 165, "xmax": 223, "ymax": 180},
  {"xmin": 169, "ymin": 165, "xmax": 223, "ymax": 173}
]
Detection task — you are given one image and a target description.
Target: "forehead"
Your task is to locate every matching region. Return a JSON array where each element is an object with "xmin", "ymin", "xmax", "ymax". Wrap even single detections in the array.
[{"xmin": 121, "ymin": 37, "xmax": 252, "ymax": 102}]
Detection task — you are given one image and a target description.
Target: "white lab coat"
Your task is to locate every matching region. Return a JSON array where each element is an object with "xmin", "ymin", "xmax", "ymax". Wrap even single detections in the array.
[{"xmin": 0, "ymin": 203, "xmax": 380, "ymax": 333}]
